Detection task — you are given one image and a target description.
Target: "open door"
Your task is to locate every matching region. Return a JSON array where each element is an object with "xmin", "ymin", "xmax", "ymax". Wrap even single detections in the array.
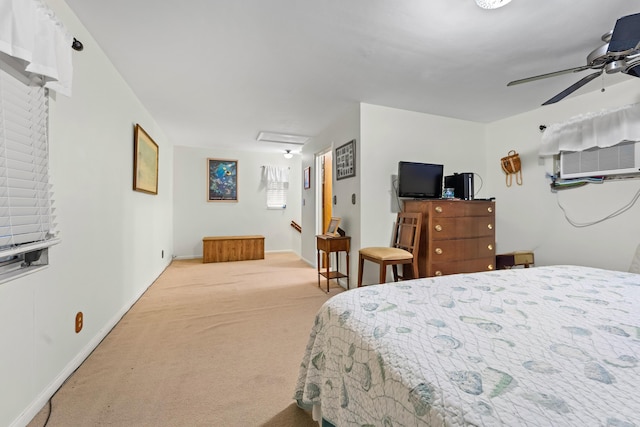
[
  {"xmin": 316, "ymin": 150, "xmax": 332, "ymax": 267},
  {"xmin": 322, "ymin": 152, "xmax": 333, "ymax": 235}
]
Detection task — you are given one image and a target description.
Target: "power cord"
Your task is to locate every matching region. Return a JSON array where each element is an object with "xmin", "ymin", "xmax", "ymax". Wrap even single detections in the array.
[
  {"xmin": 391, "ymin": 176, "xmax": 402, "ymax": 211},
  {"xmin": 556, "ymin": 184, "xmax": 640, "ymax": 227},
  {"xmin": 473, "ymin": 172, "xmax": 484, "ymax": 198},
  {"xmin": 41, "ymin": 399, "xmax": 52, "ymax": 427}
]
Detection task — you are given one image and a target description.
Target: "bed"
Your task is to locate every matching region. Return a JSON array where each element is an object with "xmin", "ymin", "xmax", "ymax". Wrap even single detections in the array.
[{"xmin": 294, "ymin": 265, "xmax": 640, "ymax": 426}]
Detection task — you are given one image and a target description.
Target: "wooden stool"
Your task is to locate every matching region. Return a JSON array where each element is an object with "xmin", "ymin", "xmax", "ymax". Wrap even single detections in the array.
[{"xmin": 496, "ymin": 251, "xmax": 534, "ymax": 269}]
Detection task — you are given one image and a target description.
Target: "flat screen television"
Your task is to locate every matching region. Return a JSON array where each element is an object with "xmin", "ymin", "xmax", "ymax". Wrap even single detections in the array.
[{"xmin": 397, "ymin": 161, "xmax": 444, "ymax": 199}]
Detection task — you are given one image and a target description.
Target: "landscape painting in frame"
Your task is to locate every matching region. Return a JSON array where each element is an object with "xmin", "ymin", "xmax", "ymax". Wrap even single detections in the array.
[
  {"xmin": 133, "ymin": 124, "xmax": 158, "ymax": 195},
  {"xmin": 208, "ymin": 158, "xmax": 238, "ymax": 202}
]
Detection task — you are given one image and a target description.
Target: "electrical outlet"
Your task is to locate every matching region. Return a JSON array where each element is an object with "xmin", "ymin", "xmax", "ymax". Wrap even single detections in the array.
[{"xmin": 75, "ymin": 312, "xmax": 83, "ymax": 333}]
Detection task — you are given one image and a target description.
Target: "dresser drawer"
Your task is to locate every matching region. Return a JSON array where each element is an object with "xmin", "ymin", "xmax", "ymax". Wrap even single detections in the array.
[
  {"xmin": 430, "ymin": 217, "xmax": 495, "ymax": 239},
  {"xmin": 428, "ymin": 236, "xmax": 495, "ymax": 262},
  {"xmin": 427, "ymin": 201, "xmax": 495, "ymax": 218},
  {"xmin": 429, "ymin": 257, "xmax": 496, "ymax": 277},
  {"xmin": 403, "ymin": 200, "xmax": 497, "ymax": 278}
]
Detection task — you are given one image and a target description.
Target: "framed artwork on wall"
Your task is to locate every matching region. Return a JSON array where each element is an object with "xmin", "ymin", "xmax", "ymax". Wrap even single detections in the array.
[
  {"xmin": 208, "ymin": 158, "xmax": 238, "ymax": 202},
  {"xmin": 133, "ymin": 124, "xmax": 159, "ymax": 195},
  {"xmin": 335, "ymin": 139, "xmax": 356, "ymax": 180},
  {"xmin": 304, "ymin": 166, "xmax": 311, "ymax": 189}
]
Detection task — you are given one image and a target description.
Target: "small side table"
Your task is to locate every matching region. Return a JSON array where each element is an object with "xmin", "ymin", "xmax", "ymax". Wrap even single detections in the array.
[
  {"xmin": 496, "ymin": 251, "xmax": 535, "ymax": 269},
  {"xmin": 316, "ymin": 235, "xmax": 350, "ymax": 292}
]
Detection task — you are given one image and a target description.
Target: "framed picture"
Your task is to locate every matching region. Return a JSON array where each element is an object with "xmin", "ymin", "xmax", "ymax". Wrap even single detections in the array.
[
  {"xmin": 325, "ymin": 217, "xmax": 341, "ymax": 236},
  {"xmin": 133, "ymin": 124, "xmax": 159, "ymax": 195},
  {"xmin": 208, "ymin": 158, "xmax": 238, "ymax": 202},
  {"xmin": 304, "ymin": 166, "xmax": 311, "ymax": 189},
  {"xmin": 335, "ymin": 139, "xmax": 356, "ymax": 180}
]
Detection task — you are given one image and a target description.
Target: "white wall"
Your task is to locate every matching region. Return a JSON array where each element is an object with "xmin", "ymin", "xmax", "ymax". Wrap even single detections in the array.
[
  {"xmin": 358, "ymin": 103, "xmax": 486, "ymax": 284},
  {"xmin": 485, "ymin": 79, "xmax": 640, "ymax": 271},
  {"xmin": 300, "ymin": 104, "xmax": 360, "ymax": 279},
  {"xmin": 300, "ymin": 103, "xmax": 486, "ymax": 286},
  {"xmin": 173, "ymin": 146, "xmax": 302, "ymax": 258},
  {"xmin": 1, "ymin": 2, "xmax": 174, "ymax": 426}
]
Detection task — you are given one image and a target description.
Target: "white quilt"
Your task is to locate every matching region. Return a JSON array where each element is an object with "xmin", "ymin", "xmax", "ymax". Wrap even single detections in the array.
[{"xmin": 294, "ymin": 266, "xmax": 640, "ymax": 426}]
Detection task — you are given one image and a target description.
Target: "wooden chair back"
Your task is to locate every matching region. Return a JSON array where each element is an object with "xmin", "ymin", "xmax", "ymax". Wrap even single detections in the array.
[{"xmin": 392, "ymin": 212, "xmax": 421, "ymax": 256}]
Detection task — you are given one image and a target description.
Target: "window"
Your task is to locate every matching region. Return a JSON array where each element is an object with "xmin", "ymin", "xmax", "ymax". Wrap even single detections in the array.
[
  {"xmin": 263, "ymin": 166, "xmax": 289, "ymax": 209},
  {"xmin": 0, "ymin": 65, "xmax": 59, "ymax": 282},
  {"xmin": 266, "ymin": 181, "xmax": 288, "ymax": 209}
]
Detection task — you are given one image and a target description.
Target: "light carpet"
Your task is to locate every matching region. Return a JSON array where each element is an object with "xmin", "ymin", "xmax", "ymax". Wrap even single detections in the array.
[{"xmin": 28, "ymin": 253, "xmax": 343, "ymax": 426}]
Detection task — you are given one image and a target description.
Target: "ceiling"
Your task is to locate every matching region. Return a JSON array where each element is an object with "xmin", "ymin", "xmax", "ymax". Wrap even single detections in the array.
[{"xmin": 64, "ymin": 0, "xmax": 639, "ymax": 153}]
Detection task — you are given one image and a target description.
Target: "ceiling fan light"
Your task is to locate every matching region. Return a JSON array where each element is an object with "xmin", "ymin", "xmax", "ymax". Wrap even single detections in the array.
[{"xmin": 475, "ymin": 0, "xmax": 512, "ymax": 9}]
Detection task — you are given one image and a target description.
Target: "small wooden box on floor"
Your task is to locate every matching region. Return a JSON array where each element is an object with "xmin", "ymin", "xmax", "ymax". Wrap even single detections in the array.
[
  {"xmin": 496, "ymin": 251, "xmax": 535, "ymax": 269},
  {"xmin": 202, "ymin": 235, "xmax": 265, "ymax": 263}
]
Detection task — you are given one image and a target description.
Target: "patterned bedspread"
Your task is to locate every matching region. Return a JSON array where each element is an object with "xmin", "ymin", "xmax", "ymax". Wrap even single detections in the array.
[{"xmin": 294, "ymin": 266, "xmax": 640, "ymax": 426}]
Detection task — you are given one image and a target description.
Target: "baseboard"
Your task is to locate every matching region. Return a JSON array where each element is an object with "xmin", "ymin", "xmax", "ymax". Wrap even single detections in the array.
[
  {"xmin": 11, "ymin": 262, "xmax": 171, "ymax": 427},
  {"xmin": 173, "ymin": 254, "xmax": 199, "ymax": 260},
  {"xmin": 174, "ymin": 250, "xmax": 300, "ymax": 260},
  {"xmin": 301, "ymin": 256, "xmax": 314, "ymax": 268}
]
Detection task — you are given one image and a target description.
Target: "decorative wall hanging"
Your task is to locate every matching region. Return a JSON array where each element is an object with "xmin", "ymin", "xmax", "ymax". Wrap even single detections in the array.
[
  {"xmin": 304, "ymin": 166, "xmax": 311, "ymax": 189},
  {"xmin": 133, "ymin": 124, "xmax": 159, "ymax": 195},
  {"xmin": 501, "ymin": 150, "xmax": 522, "ymax": 187},
  {"xmin": 335, "ymin": 139, "xmax": 356, "ymax": 180},
  {"xmin": 208, "ymin": 158, "xmax": 238, "ymax": 202}
]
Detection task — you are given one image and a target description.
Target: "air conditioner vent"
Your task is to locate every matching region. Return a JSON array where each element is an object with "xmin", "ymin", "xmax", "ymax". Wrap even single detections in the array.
[{"xmin": 560, "ymin": 141, "xmax": 640, "ymax": 178}]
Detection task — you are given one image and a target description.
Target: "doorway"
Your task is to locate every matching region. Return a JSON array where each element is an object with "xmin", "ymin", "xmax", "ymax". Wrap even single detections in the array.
[
  {"xmin": 316, "ymin": 149, "xmax": 333, "ymax": 235},
  {"xmin": 315, "ymin": 149, "xmax": 332, "ymax": 267}
]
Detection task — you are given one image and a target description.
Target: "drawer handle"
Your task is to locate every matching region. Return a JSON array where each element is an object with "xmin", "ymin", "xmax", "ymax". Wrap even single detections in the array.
[
  {"xmin": 487, "ymin": 224, "xmax": 493, "ymax": 230},
  {"xmin": 488, "ymin": 244, "xmax": 493, "ymax": 251},
  {"xmin": 435, "ymin": 270, "xmax": 443, "ymax": 276},
  {"xmin": 435, "ymin": 206, "xmax": 443, "ymax": 213},
  {"xmin": 488, "ymin": 207, "xmax": 493, "ymax": 213},
  {"xmin": 488, "ymin": 264, "xmax": 494, "ymax": 270},
  {"xmin": 435, "ymin": 248, "xmax": 443, "ymax": 255},
  {"xmin": 434, "ymin": 225, "xmax": 443, "ymax": 232}
]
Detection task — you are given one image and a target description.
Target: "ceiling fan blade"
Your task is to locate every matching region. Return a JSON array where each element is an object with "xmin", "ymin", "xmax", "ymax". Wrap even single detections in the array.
[
  {"xmin": 541, "ymin": 71, "xmax": 603, "ymax": 105},
  {"xmin": 507, "ymin": 65, "xmax": 592, "ymax": 86}
]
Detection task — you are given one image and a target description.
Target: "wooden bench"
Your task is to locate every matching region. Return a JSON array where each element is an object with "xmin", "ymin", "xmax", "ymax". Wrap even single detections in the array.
[{"xmin": 202, "ymin": 235, "xmax": 265, "ymax": 263}]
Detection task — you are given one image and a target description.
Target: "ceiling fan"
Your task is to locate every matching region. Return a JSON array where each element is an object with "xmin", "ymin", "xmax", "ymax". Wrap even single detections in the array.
[{"xmin": 508, "ymin": 12, "xmax": 640, "ymax": 106}]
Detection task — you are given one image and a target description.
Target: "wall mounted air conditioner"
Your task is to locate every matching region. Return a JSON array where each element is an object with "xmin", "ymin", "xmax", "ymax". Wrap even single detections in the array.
[{"xmin": 559, "ymin": 141, "xmax": 640, "ymax": 178}]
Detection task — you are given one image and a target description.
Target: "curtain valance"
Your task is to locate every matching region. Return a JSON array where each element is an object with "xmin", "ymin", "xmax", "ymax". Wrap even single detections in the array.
[
  {"xmin": 0, "ymin": 0, "xmax": 73, "ymax": 96},
  {"xmin": 539, "ymin": 103, "xmax": 640, "ymax": 156},
  {"xmin": 263, "ymin": 165, "xmax": 290, "ymax": 184}
]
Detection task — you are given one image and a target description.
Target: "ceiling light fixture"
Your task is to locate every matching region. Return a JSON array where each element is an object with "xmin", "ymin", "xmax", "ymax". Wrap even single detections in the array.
[
  {"xmin": 475, "ymin": 0, "xmax": 512, "ymax": 9},
  {"xmin": 257, "ymin": 131, "xmax": 310, "ymax": 145},
  {"xmin": 284, "ymin": 150, "xmax": 293, "ymax": 159}
]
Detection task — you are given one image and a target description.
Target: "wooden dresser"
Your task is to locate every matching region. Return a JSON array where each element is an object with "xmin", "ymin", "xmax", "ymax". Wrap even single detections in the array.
[{"xmin": 403, "ymin": 199, "xmax": 495, "ymax": 277}]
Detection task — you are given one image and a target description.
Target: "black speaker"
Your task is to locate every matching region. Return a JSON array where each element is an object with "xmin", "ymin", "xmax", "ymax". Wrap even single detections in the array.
[{"xmin": 444, "ymin": 173, "xmax": 474, "ymax": 200}]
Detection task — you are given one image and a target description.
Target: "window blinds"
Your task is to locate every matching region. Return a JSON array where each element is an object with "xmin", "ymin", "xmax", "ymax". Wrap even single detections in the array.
[
  {"xmin": 263, "ymin": 166, "xmax": 289, "ymax": 209},
  {"xmin": 0, "ymin": 67, "xmax": 57, "ymax": 253}
]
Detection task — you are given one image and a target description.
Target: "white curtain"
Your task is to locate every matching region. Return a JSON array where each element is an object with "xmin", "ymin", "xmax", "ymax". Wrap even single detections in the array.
[
  {"xmin": 0, "ymin": 0, "xmax": 73, "ymax": 96},
  {"xmin": 264, "ymin": 165, "xmax": 290, "ymax": 184},
  {"xmin": 540, "ymin": 103, "xmax": 640, "ymax": 156}
]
